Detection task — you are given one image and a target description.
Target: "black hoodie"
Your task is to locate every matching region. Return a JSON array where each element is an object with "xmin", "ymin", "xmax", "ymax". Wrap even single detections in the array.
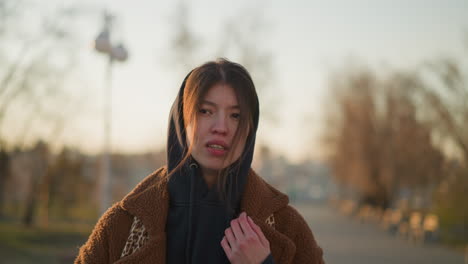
[{"xmin": 165, "ymin": 71, "xmax": 272, "ymax": 264}]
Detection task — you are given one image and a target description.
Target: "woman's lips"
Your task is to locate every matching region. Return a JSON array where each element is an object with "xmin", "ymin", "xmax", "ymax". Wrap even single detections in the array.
[
  {"xmin": 206, "ymin": 145, "xmax": 227, "ymax": 156},
  {"xmin": 205, "ymin": 140, "xmax": 229, "ymax": 157}
]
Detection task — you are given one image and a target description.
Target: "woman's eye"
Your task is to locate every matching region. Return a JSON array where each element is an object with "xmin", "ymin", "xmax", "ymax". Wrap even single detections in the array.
[
  {"xmin": 199, "ymin": 108, "xmax": 211, "ymax": 115},
  {"xmin": 231, "ymin": 113, "xmax": 240, "ymax": 119}
]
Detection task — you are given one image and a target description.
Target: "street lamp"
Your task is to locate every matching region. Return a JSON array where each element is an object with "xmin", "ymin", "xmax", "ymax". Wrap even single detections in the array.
[{"xmin": 93, "ymin": 11, "xmax": 128, "ymax": 215}]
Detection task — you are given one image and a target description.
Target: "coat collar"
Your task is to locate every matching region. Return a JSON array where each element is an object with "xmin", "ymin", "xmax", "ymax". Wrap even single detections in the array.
[
  {"xmin": 240, "ymin": 169, "xmax": 289, "ymax": 218},
  {"xmin": 120, "ymin": 167, "xmax": 170, "ymax": 236},
  {"xmin": 240, "ymin": 169, "xmax": 296, "ymax": 263},
  {"xmin": 119, "ymin": 166, "xmax": 295, "ymax": 263}
]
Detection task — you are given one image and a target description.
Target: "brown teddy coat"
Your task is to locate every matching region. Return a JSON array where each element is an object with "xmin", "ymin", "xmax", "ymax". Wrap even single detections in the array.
[{"xmin": 75, "ymin": 167, "xmax": 325, "ymax": 264}]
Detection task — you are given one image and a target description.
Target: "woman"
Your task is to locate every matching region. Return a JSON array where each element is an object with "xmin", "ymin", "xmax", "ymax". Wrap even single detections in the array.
[{"xmin": 75, "ymin": 59, "xmax": 324, "ymax": 264}]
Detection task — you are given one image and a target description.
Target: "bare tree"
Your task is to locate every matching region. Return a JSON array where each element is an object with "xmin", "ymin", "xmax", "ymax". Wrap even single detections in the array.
[
  {"xmin": 324, "ymin": 65, "xmax": 444, "ymax": 208},
  {"xmin": 22, "ymin": 141, "xmax": 49, "ymax": 226},
  {"xmin": 417, "ymin": 38, "xmax": 468, "ymax": 238},
  {"xmin": 419, "ymin": 57, "xmax": 468, "ymax": 165},
  {"xmin": 0, "ymin": 0, "xmax": 92, "ymax": 221}
]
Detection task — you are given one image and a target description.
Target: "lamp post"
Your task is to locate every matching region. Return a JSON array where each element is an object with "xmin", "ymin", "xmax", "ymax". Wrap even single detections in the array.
[{"xmin": 93, "ymin": 11, "xmax": 128, "ymax": 215}]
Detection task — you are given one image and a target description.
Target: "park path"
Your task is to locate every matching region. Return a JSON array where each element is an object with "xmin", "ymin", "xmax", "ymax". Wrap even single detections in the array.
[{"xmin": 293, "ymin": 203, "xmax": 465, "ymax": 264}]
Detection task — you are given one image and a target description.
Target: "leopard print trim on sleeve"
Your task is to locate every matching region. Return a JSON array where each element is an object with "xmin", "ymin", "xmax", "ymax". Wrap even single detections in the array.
[{"xmin": 121, "ymin": 216, "xmax": 149, "ymax": 258}]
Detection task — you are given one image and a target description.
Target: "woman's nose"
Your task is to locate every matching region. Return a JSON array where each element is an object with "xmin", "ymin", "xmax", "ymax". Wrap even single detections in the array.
[{"xmin": 211, "ymin": 115, "xmax": 228, "ymax": 135}]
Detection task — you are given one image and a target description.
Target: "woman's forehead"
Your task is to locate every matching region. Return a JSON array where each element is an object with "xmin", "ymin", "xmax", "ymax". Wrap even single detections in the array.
[{"xmin": 202, "ymin": 83, "xmax": 239, "ymax": 107}]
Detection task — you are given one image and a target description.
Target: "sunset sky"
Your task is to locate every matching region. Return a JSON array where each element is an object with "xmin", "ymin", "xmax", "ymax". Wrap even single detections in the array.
[{"xmin": 4, "ymin": 0, "xmax": 468, "ymax": 162}]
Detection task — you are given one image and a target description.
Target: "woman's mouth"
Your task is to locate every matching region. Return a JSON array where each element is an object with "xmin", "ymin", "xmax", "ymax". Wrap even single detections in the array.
[{"xmin": 206, "ymin": 141, "xmax": 229, "ymax": 156}]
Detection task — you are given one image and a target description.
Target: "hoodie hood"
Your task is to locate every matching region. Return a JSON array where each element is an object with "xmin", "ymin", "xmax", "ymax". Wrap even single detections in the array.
[{"xmin": 165, "ymin": 70, "xmax": 260, "ymax": 264}]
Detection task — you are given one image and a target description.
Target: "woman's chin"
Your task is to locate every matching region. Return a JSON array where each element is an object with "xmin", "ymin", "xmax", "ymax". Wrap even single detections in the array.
[{"xmin": 198, "ymin": 160, "xmax": 232, "ymax": 173}]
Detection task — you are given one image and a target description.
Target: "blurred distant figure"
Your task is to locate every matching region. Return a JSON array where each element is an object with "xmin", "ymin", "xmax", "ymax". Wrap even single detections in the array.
[{"xmin": 75, "ymin": 59, "xmax": 324, "ymax": 264}]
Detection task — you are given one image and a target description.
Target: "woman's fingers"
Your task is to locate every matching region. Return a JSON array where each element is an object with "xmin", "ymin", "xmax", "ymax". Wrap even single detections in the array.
[
  {"xmin": 238, "ymin": 212, "xmax": 256, "ymax": 239},
  {"xmin": 222, "ymin": 214, "xmax": 272, "ymax": 263},
  {"xmin": 220, "ymin": 236, "xmax": 232, "ymax": 259},
  {"xmin": 230, "ymin": 217, "xmax": 244, "ymax": 241},
  {"xmin": 224, "ymin": 227, "xmax": 236, "ymax": 249},
  {"xmin": 248, "ymin": 216, "xmax": 270, "ymax": 247}
]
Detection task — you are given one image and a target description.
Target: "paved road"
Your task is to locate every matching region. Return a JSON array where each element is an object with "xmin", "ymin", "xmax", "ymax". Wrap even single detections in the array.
[{"xmin": 293, "ymin": 203, "xmax": 465, "ymax": 264}]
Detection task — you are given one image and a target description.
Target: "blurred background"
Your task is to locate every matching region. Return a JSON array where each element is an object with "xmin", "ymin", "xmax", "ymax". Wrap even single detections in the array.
[{"xmin": 0, "ymin": 0, "xmax": 467, "ymax": 263}]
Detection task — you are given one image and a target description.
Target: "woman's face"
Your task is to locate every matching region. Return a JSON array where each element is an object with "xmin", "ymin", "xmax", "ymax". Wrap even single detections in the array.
[{"xmin": 186, "ymin": 83, "xmax": 248, "ymax": 175}]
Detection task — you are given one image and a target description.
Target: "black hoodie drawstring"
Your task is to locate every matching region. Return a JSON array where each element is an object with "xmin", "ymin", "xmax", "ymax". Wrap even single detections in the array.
[{"xmin": 185, "ymin": 162, "xmax": 198, "ymax": 264}]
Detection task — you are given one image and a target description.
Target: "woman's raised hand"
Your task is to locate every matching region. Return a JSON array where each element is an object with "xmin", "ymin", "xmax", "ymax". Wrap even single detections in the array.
[{"xmin": 221, "ymin": 212, "xmax": 271, "ymax": 264}]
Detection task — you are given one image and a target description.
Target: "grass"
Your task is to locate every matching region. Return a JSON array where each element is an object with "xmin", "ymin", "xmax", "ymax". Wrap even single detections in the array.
[{"xmin": 0, "ymin": 221, "xmax": 92, "ymax": 264}]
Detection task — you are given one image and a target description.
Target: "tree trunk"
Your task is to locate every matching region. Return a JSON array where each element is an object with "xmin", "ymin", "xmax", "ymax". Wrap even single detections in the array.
[{"xmin": 0, "ymin": 149, "xmax": 10, "ymax": 218}]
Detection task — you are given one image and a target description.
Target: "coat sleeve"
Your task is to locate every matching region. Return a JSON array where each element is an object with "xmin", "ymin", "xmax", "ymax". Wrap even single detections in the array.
[
  {"xmin": 285, "ymin": 206, "xmax": 325, "ymax": 264},
  {"xmin": 262, "ymin": 253, "xmax": 275, "ymax": 264},
  {"xmin": 74, "ymin": 204, "xmax": 132, "ymax": 264}
]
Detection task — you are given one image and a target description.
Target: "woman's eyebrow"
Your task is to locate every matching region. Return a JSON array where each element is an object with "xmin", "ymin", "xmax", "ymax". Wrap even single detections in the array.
[{"xmin": 201, "ymin": 100, "xmax": 240, "ymax": 109}]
